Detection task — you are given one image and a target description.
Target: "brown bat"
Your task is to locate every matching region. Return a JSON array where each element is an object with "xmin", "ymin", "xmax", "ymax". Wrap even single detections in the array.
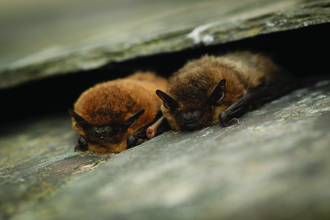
[
  {"xmin": 68, "ymin": 71, "xmax": 167, "ymax": 153},
  {"xmin": 155, "ymin": 51, "xmax": 295, "ymax": 131}
]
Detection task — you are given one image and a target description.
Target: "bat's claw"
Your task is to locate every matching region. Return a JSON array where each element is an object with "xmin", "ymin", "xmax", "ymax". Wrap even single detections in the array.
[
  {"xmin": 219, "ymin": 111, "xmax": 240, "ymax": 127},
  {"xmin": 228, "ymin": 118, "xmax": 240, "ymax": 126},
  {"xmin": 136, "ymin": 139, "xmax": 144, "ymax": 145},
  {"xmin": 220, "ymin": 118, "xmax": 240, "ymax": 127}
]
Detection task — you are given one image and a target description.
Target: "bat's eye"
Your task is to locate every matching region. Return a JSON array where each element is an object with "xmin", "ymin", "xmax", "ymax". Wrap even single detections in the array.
[
  {"xmin": 115, "ymin": 127, "xmax": 119, "ymax": 132},
  {"xmin": 203, "ymin": 107, "xmax": 208, "ymax": 112}
]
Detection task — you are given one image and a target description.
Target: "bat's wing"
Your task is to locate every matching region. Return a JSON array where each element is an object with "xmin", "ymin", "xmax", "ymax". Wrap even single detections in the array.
[
  {"xmin": 126, "ymin": 125, "xmax": 149, "ymax": 149},
  {"xmin": 74, "ymin": 135, "xmax": 89, "ymax": 151},
  {"xmin": 220, "ymin": 71, "xmax": 296, "ymax": 127}
]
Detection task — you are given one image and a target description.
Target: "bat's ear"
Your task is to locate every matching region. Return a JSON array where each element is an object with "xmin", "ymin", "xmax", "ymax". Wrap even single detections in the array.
[
  {"xmin": 68, "ymin": 109, "xmax": 88, "ymax": 130},
  {"xmin": 156, "ymin": 90, "xmax": 179, "ymax": 111},
  {"xmin": 125, "ymin": 109, "xmax": 145, "ymax": 128},
  {"xmin": 208, "ymin": 79, "xmax": 226, "ymax": 105}
]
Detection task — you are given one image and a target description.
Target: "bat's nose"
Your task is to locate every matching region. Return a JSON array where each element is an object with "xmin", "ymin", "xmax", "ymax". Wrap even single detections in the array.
[
  {"xmin": 94, "ymin": 129, "xmax": 105, "ymax": 135},
  {"xmin": 182, "ymin": 112, "xmax": 196, "ymax": 123},
  {"xmin": 94, "ymin": 129, "xmax": 104, "ymax": 139},
  {"xmin": 182, "ymin": 109, "xmax": 204, "ymax": 124},
  {"xmin": 93, "ymin": 126, "xmax": 112, "ymax": 138}
]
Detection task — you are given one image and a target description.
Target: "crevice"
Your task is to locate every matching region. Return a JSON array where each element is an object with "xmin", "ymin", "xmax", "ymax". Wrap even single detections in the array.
[{"xmin": 0, "ymin": 23, "xmax": 329, "ymax": 124}]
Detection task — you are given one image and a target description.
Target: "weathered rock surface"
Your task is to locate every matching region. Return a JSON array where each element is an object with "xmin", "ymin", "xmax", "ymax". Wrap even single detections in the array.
[
  {"xmin": 1, "ymin": 78, "xmax": 329, "ymax": 220},
  {"xmin": 0, "ymin": 115, "xmax": 114, "ymax": 219},
  {"xmin": 1, "ymin": 0, "xmax": 330, "ymax": 89}
]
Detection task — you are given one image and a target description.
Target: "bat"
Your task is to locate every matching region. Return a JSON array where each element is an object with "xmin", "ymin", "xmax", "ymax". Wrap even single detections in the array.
[
  {"xmin": 68, "ymin": 71, "xmax": 167, "ymax": 153},
  {"xmin": 155, "ymin": 51, "xmax": 295, "ymax": 131}
]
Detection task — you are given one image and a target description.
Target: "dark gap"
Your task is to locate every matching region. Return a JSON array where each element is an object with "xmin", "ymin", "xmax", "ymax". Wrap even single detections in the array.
[{"xmin": 0, "ymin": 23, "xmax": 329, "ymax": 124}]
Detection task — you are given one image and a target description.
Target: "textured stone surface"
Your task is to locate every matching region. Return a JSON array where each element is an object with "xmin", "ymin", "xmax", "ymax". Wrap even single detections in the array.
[
  {"xmin": 1, "ymin": 78, "xmax": 329, "ymax": 220},
  {"xmin": 1, "ymin": 0, "xmax": 330, "ymax": 89},
  {"xmin": 0, "ymin": 115, "xmax": 114, "ymax": 219}
]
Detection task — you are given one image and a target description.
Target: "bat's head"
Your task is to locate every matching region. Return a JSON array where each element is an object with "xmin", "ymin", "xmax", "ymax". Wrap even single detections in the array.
[
  {"xmin": 156, "ymin": 79, "xmax": 226, "ymax": 131},
  {"xmin": 68, "ymin": 80, "xmax": 152, "ymax": 152},
  {"xmin": 68, "ymin": 108, "xmax": 145, "ymax": 152}
]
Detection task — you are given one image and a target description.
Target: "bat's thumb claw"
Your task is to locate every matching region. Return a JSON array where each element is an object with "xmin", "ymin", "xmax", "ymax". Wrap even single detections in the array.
[
  {"xmin": 230, "ymin": 118, "xmax": 240, "ymax": 125},
  {"xmin": 219, "ymin": 114, "xmax": 240, "ymax": 127},
  {"xmin": 136, "ymin": 139, "xmax": 144, "ymax": 145}
]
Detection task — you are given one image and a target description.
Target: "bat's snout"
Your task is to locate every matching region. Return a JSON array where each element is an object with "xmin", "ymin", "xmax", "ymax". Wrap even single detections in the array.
[
  {"xmin": 93, "ymin": 126, "xmax": 113, "ymax": 138},
  {"xmin": 182, "ymin": 110, "xmax": 203, "ymax": 124}
]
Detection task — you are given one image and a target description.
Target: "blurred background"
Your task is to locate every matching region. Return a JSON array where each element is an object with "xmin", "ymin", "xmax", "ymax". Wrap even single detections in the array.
[{"xmin": 0, "ymin": 0, "xmax": 293, "ymax": 68}]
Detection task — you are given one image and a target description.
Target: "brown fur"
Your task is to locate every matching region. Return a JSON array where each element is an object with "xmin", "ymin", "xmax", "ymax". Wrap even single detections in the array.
[
  {"xmin": 162, "ymin": 51, "xmax": 281, "ymax": 130},
  {"xmin": 71, "ymin": 71, "xmax": 167, "ymax": 153}
]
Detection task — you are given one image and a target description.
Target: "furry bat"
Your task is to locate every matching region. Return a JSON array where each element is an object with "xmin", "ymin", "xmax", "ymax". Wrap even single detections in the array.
[
  {"xmin": 156, "ymin": 51, "xmax": 295, "ymax": 131},
  {"xmin": 68, "ymin": 71, "xmax": 167, "ymax": 153}
]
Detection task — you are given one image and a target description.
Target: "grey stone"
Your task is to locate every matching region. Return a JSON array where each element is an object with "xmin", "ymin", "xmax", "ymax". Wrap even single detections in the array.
[
  {"xmin": 0, "ymin": 115, "xmax": 115, "ymax": 219},
  {"xmin": 1, "ymin": 0, "xmax": 330, "ymax": 89},
  {"xmin": 1, "ymin": 78, "xmax": 329, "ymax": 220}
]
